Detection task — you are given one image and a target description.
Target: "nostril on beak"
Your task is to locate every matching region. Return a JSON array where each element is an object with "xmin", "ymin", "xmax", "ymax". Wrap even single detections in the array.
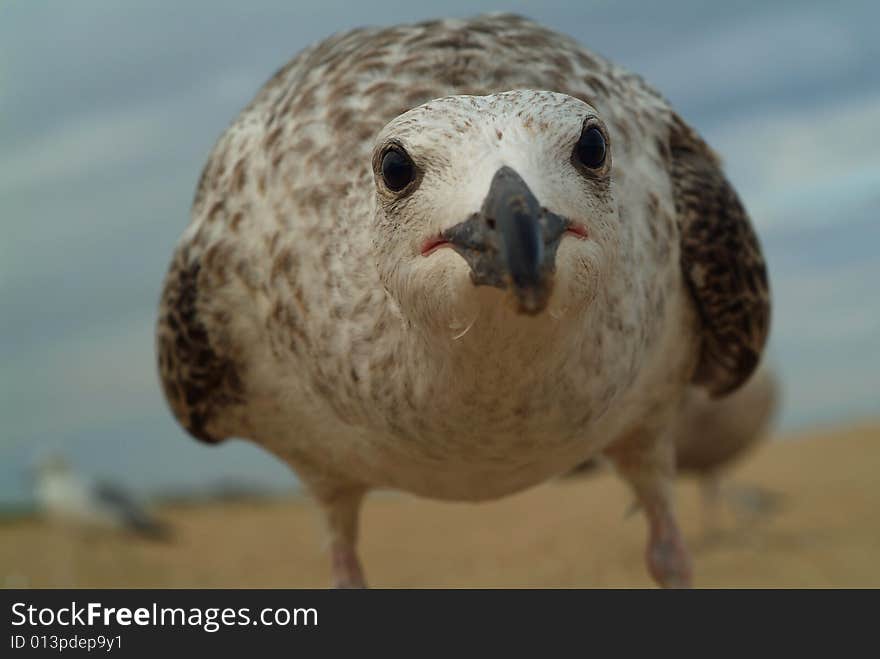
[{"xmin": 486, "ymin": 217, "xmax": 496, "ymax": 230}]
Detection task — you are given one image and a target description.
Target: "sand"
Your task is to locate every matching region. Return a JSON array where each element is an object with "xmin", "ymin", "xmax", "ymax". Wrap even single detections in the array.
[{"xmin": 2, "ymin": 422, "xmax": 878, "ymax": 588}]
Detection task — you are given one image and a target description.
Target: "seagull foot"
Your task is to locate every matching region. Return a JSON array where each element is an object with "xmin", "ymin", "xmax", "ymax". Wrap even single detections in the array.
[
  {"xmin": 331, "ymin": 542, "xmax": 366, "ymax": 589},
  {"xmin": 647, "ymin": 520, "xmax": 692, "ymax": 589}
]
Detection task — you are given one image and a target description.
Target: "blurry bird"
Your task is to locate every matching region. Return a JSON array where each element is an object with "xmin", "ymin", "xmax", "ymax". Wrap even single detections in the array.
[{"xmin": 34, "ymin": 456, "xmax": 171, "ymax": 540}]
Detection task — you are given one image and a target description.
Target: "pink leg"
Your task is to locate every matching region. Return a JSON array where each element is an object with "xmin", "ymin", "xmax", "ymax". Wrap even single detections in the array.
[
  {"xmin": 642, "ymin": 494, "xmax": 692, "ymax": 588},
  {"xmin": 317, "ymin": 486, "xmax": 367, "ymax": 589},
  {"xmin": 607, "ymin": 433, "xmax": 693, "ymax": 588},
  {"xmin": 330, "ymin": 540, "xmax": 366, "ymax": 589}
]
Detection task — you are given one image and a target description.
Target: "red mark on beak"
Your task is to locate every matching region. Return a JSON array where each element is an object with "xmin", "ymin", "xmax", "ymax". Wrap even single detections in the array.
[
  {"xmin": 421, "ymin": 236, "xmax": 450, "ymax": 256},
  {"xmin": 565, "ymin": 223, "xmax": 589, "ymax": 239}
]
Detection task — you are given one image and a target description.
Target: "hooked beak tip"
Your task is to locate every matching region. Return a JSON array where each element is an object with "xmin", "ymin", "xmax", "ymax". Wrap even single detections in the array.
[{"xmin": 513, "ymin": 281, "xmax": 554, "ymax": 315}]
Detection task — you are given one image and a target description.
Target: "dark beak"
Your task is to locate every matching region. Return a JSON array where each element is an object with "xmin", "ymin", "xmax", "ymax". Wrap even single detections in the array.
[{"xmin": 442, "ymin": 166, "xmax": 568, "ymax": 315}]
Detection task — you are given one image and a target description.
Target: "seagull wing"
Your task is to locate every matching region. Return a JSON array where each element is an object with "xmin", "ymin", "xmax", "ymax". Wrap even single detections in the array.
[
  {"xmin": 670, "ymin": 115, "xmax": 771, "ymax": 397},
  {"xmin": 157, "ymin": 253, "xmax": 245, "ymax": 444}
]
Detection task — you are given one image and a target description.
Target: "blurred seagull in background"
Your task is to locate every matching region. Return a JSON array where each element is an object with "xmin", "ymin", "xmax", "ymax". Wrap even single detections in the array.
[{"xmin": 33, "ymin": 456, "xmax": 171, "ymax": 540}]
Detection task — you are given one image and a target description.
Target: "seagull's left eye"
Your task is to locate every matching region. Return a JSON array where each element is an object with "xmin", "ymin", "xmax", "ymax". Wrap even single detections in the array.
[
  {"xmin": 574, "ymin": 126, "xmax": 607, "ymax": 170},
  {"xmin": 381, "ymin": 147, "xmax": 415, "ymax": 192}
]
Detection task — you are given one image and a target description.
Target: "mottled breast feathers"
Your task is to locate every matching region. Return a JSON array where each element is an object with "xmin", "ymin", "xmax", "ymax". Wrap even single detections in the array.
[{"xmin": 670, "ymin": 117, "xmax": 771, "ymax": 397}]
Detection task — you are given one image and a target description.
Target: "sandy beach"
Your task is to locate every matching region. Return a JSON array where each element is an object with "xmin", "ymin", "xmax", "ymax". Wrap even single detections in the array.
[{"xmin": 2, "ymin": 422, "xmax": 878, "ymax": 588}]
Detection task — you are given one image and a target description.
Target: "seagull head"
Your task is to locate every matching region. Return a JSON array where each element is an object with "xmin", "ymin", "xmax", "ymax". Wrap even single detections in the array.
[{"xmin": 371, "ymin": 90, "xmax": 618, "ymax": 333}]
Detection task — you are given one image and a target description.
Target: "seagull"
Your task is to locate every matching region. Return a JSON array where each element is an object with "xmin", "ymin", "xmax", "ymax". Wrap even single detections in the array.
[
  {"xmin": 156, "ymin": 14, "xmax": 770, "ymax": 587},
  {"xmin": 34, "ymin": 456, "xmax": 170, "ymax": 540}
]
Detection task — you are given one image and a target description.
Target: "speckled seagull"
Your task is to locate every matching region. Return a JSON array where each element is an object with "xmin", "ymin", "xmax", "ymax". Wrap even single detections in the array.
[{"xmin": 157, "ymin": 14, "xmax": 770, "ymax": 587}]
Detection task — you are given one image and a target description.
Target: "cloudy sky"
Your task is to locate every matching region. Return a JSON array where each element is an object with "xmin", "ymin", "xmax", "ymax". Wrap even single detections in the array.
[{"xmin": 2, "ymin": 0, "xmax": 878, "ymax": 504}]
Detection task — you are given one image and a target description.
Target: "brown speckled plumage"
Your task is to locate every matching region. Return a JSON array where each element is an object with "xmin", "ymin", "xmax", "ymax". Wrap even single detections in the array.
[
  {"xmin": 670, "ymin": 118, "xmax": 771, "ymax": 396},
  {"xmin": 157, "ymin": 252, "xmax": 244, "ymax": 443},
  {"xmin": 156, "ymin": 14, "xmax": 771, "ymax": 587}
]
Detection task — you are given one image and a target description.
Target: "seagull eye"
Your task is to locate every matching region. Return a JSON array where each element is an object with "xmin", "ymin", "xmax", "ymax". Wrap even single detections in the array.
[
  {"xmin": 381, "ymin": 147, "xmax": 415, "ymax": 192},
  {"xmin": 574, "ymin": 126, "xmax": 607, "ymax": 169}
]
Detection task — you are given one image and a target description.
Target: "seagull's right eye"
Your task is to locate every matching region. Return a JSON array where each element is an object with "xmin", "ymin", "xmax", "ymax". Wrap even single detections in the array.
[
  {"xmin": 381, "ymin": 147, "xmax": 415, "ymax": 192},
  {"xmin": 574, "ymin": 126, "xmax": 607, "ymax": 170}
]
